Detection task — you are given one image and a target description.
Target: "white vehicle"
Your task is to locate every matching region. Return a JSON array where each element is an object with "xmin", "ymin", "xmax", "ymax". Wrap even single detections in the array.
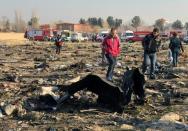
[
  {"xmin": 120, "ymin": 30, "xmax": 134, "ymax": 42},
  {"xmin": 82, "ymin": 33, "xmax": 89, "ymax": 41},
  {"xmin": 26, "ymin": 30, "xmax": 40, "ymax": 40},
  {"xmin": 71, "ymin": 32, "xmax": 84, "ymax": 42},
  {"xmin": 96, "ymin": 31, "xmax": 109, "ymax": 42},
  {"xmin": 183, "ymin": 36, "xmax": 188, "ymax": 44}
]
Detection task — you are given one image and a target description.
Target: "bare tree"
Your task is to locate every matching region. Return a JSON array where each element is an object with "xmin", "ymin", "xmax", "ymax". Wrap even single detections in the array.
[
  {"xmin": 0, "ymin": 16, "xmax": 10, "ymax": 32},
  {"xmin": 79, "ymin": 18, "xmax": 87, "ymax": 24},
  {"xmin": 5, "ymin": 19, "xmax": 10, "ymax": 32},
  {"xmin": 184, "ymin": 22, "xmax": 188, "ymax": 30},
  {"xmin": 14, "ymin": 10, "xmax": 26, "ymax": 32},
  {"xmin": 154, "ymin": 18, "xmax": 166, "ymax": 31},
  {"xmin": 131, "ymin": 16, "xmax": 141, "ymax": 31},
  {"xmin": 172, "ymin": 20, "xmax": 183, "ymax": 30},
  {"xmin": 28, "ymin": 10, "xmax": 40, "ymax": 29}
]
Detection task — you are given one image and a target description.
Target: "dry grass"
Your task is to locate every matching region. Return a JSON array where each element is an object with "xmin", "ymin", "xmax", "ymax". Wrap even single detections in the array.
[{"xmin": 0, "ymin": 32, "xmax": 27, "ymax": 45}]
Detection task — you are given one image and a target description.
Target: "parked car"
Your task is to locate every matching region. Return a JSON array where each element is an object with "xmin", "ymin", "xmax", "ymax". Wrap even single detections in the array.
[
  {"xmin": 160, "ymin": 33, "xmax": 169, "ymax": 42},
  {"xmin": 82, "ymin": 33, "xmax": 89, "ymax": 42},
  {"xmin": 120, "ymin": 30, "xmax": 134, "ymax": 42},
  {"xmin": 71, "ymin": 33, "xmax": 84, "ymax": 42},
  {"xmin": 96, "ymin": 31, "xmax": 109, "ymax": 42},
  {"xmin": 183, "ymin": 36, "xmax": 188, "ymax": 43},
  {"xmin": 126, "ymin": 34, "xmax": 145, "ymax": 42},
  {"xmin": 61, "ymin": 30, "xmax": 71, "ymax": 42},
  {"xmin": 126, "ymin": 31, "xmax": 151, "ymax": 43}
]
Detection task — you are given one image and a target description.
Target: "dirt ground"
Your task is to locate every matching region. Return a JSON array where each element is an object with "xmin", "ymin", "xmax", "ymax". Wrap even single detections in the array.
[{"xmin": 0, "ymin": 38, "xmax": 187, "ymax": 130}]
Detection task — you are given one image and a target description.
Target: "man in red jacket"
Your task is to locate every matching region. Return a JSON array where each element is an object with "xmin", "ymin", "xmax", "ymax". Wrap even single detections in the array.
[{"xmin": 102, "ymin": 28, "xmax": 120, "ymax": 81}]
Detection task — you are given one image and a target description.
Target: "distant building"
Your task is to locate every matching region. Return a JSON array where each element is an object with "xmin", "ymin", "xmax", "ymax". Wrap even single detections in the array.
[
  {"xmin": 56, "ymin": 23, "xmax": 96, "ymax": 33},
  {"xmin": 40, "ymin": 24, "xmax": 51, "ymax": 29},
  {"xmin": 40, "ymin": 24, "xmax": 56, "ymax": 30}
]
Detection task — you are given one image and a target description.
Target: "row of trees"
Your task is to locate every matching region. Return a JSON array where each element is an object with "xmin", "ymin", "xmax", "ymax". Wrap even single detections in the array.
[
  {"xmin": 81, "ymin": 17, "xmax": 104, "ymax": 27},
  {"xmin": 79, "ymin": 16, "xmax": 188, "ymax": 32},
  {"xmin": 0, "ymin": 10, "xmax": 40, "ymax": 32},
  {"xmin": 78, "ymin": 16, "xmax": 147, "ymax": 31},
  {"xmin": 154, "ymin": 18, "xmax": 187, "ymax": 31},
  {"xmin": 1, "ymin": 13, "xmax": 188, "ymax": 32},
  {"xmin": 79, "ymin": 16, "xmax": 123, "ymax": 28},
  {"xmin": 79, "ymin": 16, "xmax": 143, "ymax": 31}
]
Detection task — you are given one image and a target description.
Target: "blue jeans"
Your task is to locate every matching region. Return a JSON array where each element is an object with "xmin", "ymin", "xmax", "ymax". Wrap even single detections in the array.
[
  {"xmin": 105, "ymin": 54, "xmax": 117, "ymax": 80},
  {"xmin": 142, "ymin": 52, "xmax": 156, "ymax": 77},
  {"xmin": 171, "ymin": 49, "xmax": 179, "ymax": 67}
]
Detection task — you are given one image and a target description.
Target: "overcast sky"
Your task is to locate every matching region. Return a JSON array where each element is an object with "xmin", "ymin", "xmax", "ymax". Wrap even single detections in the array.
[{"xmin": 0, "ymin": 0, "xmax": 187, "ymax": 25}]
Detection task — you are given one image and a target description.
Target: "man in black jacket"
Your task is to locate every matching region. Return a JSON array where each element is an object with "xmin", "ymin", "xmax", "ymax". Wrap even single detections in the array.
[{"xmin": 142, "ymin": 28, "xmax": 161, "ymax": 79}]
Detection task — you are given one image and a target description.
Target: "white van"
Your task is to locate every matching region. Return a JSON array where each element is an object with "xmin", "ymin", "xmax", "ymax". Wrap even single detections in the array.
[
  {"xmin": 71, "ymin": 32, "xmax": 84, "ymax": 42},
  {"xmin": 96, "ymin": 31, "xmax": 109, "ymax": 42},
  {"xmin": 120, "ymin": 30, "xmax": 134, "ymax": 42}
]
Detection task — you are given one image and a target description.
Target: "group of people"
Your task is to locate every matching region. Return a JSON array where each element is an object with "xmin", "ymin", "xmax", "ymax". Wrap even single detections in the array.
[
  {"xmin": 101, "ymin": 27, "xmax": 184, "ymax": 81},
  {"xmin": 53, "ymin": 27, "xmax": 184, "ymax": 81},
  {"xmin": 51, "ymin": 28, "xmax": 185, "ymax": 112}
]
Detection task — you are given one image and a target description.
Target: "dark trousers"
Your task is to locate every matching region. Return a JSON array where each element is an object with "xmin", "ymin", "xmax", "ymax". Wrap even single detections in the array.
[
  {"xmin": 171, "ymin": 49, "xmax": 179, "ymax": 67},
  {"xmin": 105, "ymin": 54, "xmax": 117, "ymax": 80},
  {"xmin": 142, "ymin": 52, "xmax": 156, "ymax": 77},
  {"xmin": 56, "ymin": 45, "xmax": 62, "ymax": 54}
]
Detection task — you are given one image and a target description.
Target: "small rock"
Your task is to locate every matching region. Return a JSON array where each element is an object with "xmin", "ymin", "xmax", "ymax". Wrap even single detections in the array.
[
  {"xmin": 85, "ymin": 64, "xmax": 92, "ymax": 68},
  {"xmin": 117, "ymin": 62, "xmax": 122, "ymax": 67},
  {"xmin": 91, "ymin": 126, "xmax": 106, "ymax": 131},
  {"xmin": 159, "ymin": 112, "xmax": 182, "ymax": 122},
  {"xmin": 149, "ymin": 121, "xmax": 188, "ymax": 131},
  {"xmin": 5, "ymin": 74, "xmax": 19, "ymax": 82},
  {"xmin": 59, "ymin": 65, "xmax": 67, "ymax": 69},
  {"xmin": 4, "ymin": 104, "xmax": 16, "ymax": 115},
  {"xmin": 120, "ymin": 124, "xmax": 134, "ymax": 130},
  {"xmin": 116, "ymin": 70, "xmax": 121, "ymax": 75},
  {"xmin": 178, "ymin": 81, "xmax": 186, "ymax": 87},
  {"xmin": 145, "ymin": 89, "xmax": 160, "ymax": 94},
  {"xmin": 166, "ymin": 73, "xmax": 181, "ymax": 79},
  {"xmin": 47, "ymin": 127, "xmax": 57, "ymax": 131},
  {"xmin": 0, "ymin": 102, "xmax": 5, "ymax": 107},
  {"xmin": 183, "ymin": 98, "xmax": 188, "ymax": 105},
  {"xmin": 86, "ymin": 91, "xmax": 92, "ymax": 96},
  {"xmin": 40, "ymin": 86, "xmax": 60, "ymax": 101},
  {"xmin": 0, "ymin": 108, "xmax": 4, "ymax": 118},
  {"xmin": 64, "ymin": 76, "xmax": 80, "ymax": 84},
  {"xmin": 18, "ymin": 121, "xmax": 22, "ymax": 124},
  {"xmin": 38, "ymin": 78, "xmax": 44, "ymax": 84},
  {"xmin": 22, "ymin": 111, "xmax": 41, "ymax": 121},
  {"xmin": 71, "ymin": 128, "xmax": 81, "ymax": 131},
  {"xmin": 172, "ymin": 67, "xmax": 188, "ymax": 74},
  {"xmin": 74, "ymin": 93, "xmax": 81, "ymax": 99},
  {"xmin": 163, "ymin": 91, "xmax": 171, "ymax": 105}
]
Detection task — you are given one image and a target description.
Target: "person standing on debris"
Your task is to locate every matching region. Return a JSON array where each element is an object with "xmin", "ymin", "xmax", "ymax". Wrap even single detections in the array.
[
  {"xmin": 169, "ymin": 32, "xmax": 184, "ymax": 67},
  {"xmin": 102, "ymin": 28, "xmax": 120, "ymax": 81},
  {"xmin": 142, "ymin": 28, "xmax": 161, "ymax": 79},
  {"xmin": 55, "ymin": 34, "xmax": 64, "ymax": 54}
]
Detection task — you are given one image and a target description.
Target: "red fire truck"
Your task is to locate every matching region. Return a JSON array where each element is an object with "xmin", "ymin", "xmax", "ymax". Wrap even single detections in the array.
[{"xmin": 25, "ymin": 28, "xmax": 57, "ymax": 41}]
